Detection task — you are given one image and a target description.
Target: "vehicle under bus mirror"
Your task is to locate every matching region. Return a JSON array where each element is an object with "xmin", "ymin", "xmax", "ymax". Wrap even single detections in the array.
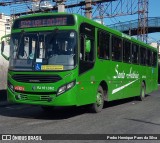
[
  {"xmin": 1, "ymin": 35, "xmax": 10, "ymax": 61},
  {"xmin": 85, "ymin": 39, "xmax": 91, "ymax": 53}
]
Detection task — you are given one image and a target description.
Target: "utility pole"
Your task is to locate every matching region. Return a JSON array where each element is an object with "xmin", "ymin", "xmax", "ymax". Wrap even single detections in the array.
[
  {"xmin": 98, "ymin": 3, "xmax": 104, "ymax": 24},
  {"xmin": 137, "ymin": 0, "xmax": 148, "ymax": 43},
  {"xmin": 85, "ymin": 0, "xmax": 92, "ymax": 19},
  {"xmin": 55, "ymin": 0, "xmax": 66, "ymax": 12}
]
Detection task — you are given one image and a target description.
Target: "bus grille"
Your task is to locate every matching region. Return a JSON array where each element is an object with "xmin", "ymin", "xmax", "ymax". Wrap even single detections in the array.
[
  {"xmin": 12, "ymin": 74, "xmax": 62, "ymax": 83},
  {"xmin": 18, "ymin": 94, "xmax": 52, "ymax": 102},
  {"xmin": 15, "ymin": 90, "xmax": 56, "ymax": 95}
]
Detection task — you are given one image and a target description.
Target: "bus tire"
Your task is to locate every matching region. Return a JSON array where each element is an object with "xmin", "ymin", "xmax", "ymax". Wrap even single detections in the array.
[
  {"xmin": 138, "ymin": 82, "xmax": 146, "ymax": 101},
  {"xmin": 41, "ymin": 106, "xmax": 54, "ymax": 112},
  {"xmin": 90, "ymin": 86, "xmax": 104, "ymax": 113}
]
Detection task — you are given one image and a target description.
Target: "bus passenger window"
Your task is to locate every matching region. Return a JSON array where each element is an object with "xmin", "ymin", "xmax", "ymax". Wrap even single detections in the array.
[
  {"xmin": 98, "ymin": 31, "xmax": 110, "ymax": 60},
  {"xmin": 152, "ymin": 51, "xmax": 157, "ymax": 67},
  {"xmin": 146, "ymin": 49, "xmax": 152, "ymax": 66},
  {"xmin": 132, "ymin": 44, "xmax": 139, "ymax": 64},
  {"xmin": 123, "ymin": 40, "xmax": 131, "ymax": 63},
  {"xmin": 112, "ymin": 36, "xmax": 122, "ymax": 61},
  {"xmin": 140, "ymin": 47, "xmax": 146, "ymax": 65}
]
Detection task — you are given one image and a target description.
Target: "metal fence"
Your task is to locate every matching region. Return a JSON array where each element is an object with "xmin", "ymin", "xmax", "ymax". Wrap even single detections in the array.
[{"xmin": 108, "ymin": 17, "xmax": 160, "ymax": 32}]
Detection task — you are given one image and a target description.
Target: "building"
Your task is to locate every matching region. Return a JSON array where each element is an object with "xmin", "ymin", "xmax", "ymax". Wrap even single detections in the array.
[
  {"xmin": 0, "ymin": 43, "xmax": 9, "ymax": 90},
  {"xmin": 0, "ymin": 13, "xmax": 11, "ymax": 40},
  {"xmin": 150, "ymin": 42, "xmax": 160, "ymax": 55},
  {"xmin": 0, "ymin": 13, "xmax": 11, "ymax": 89}
]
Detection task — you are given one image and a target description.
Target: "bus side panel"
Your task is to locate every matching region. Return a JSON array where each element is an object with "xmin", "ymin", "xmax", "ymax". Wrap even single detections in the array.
[
  {"xmin": 94, "ymin": 60, "xmax": 123, "ymax": 101},
  {"xmin": 76, "ymin": 70, "xmax": 97, "ymax": 106},
  {"xmin": 120, "ymin": 64, "xmax": 141, "ymax": 99}
]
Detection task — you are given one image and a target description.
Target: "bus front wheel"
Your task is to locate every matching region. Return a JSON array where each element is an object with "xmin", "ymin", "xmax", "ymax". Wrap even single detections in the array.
[{"xmin": 90, "ymin": 86, "xmax": 104, "ymax": 113}]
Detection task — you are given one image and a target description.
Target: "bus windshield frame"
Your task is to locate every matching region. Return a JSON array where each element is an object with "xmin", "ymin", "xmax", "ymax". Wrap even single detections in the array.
[{"xmin": 9, "ymin": 30, "xmax": 77, "ymax": 71}]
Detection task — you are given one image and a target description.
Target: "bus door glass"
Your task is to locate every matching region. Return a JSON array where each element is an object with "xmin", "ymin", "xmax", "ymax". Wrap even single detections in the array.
[{"xmin": 79, "ymin": 23, "xmax": 95, "ymax": 74}]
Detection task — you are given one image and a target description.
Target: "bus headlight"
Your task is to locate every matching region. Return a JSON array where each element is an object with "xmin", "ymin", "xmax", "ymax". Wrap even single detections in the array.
[
  {"xmin": 57, "ymin": 85, "xmax": 67, "ymax": 95},
  {"xmin": 67, "ymin": 81, "xmax": 75, "ymax": 89},
  {"xmin": 57, "ymin": 80, "xmax": 76, "ymax": 96},
  {"xmin": 8, "ymin": 81, "xmax": 14, "ymax": 92}
]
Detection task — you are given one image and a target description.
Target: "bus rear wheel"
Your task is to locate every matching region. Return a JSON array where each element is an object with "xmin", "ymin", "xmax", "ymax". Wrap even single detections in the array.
[
  {"xmin": 138, "ymin": 82, "xmax": 146, "ymax": 101},
  {"xmin": 90, "ymin": 86, "xmax": 104, "ymax": 113}
]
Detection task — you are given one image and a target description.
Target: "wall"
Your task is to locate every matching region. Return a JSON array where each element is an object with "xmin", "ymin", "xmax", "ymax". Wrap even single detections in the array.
[
  {"xmin": 0, "ymin": 13, "xmax": 11, "ymax": 40},
  {"xmin": 0, "ymin": 43, "xmax": 8, "ymax": 90}
]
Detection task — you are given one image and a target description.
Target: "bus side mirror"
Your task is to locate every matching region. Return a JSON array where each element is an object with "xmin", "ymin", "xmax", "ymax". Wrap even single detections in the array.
[
  {"xmin": 1, "ymin": 40, "xmax": 9, "ymax": 61},
  {"xmin": 85, "ymin": 39, "xmax": 91, "ymax": 53},
  {"xmin": 1, "ymin": 41, "xmax": 4, "ymax": 53}
]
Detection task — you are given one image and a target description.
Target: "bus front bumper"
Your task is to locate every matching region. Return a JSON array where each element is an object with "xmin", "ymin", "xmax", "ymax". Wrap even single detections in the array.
[{"xmin": 7, "ymin": 86, "xmax": 77, "ymax": 106}]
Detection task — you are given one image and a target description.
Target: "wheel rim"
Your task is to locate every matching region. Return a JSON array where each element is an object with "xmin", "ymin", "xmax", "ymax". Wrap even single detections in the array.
[{"xmin": 96, "ymin": 92, "xmax": 103, "ymax": 106}]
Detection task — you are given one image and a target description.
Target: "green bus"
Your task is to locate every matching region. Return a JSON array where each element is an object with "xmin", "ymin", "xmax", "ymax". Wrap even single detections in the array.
[{"xmin": 1, "ymin": 13, "xmax": 158, "ymax": 113}]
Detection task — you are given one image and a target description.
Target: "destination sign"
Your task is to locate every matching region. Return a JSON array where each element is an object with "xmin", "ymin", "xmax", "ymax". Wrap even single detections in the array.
[
  {"xmin": 13, "ymin": 15, "xmax": 75, "ymax": 29},
  {"xmin": 20, "ymin": 17, "xmax": 67, "ymax": 28}
]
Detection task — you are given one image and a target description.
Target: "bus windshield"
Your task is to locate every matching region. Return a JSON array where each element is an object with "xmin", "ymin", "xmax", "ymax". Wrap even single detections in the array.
[{"xmin": 9, "ymin": 30, "xmax": 77, "ymax": 71}]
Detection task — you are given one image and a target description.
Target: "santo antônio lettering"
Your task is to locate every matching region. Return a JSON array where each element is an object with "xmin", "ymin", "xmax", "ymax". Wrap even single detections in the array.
[{"xmin": 113, "ymin": 65, "xmax": 139, "ymax": 79}]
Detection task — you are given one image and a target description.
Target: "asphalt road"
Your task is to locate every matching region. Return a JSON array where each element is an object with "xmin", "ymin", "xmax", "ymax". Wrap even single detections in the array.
[{"xmin": 0, "ymin": 87, "xmax": 160, "ymax": 143}]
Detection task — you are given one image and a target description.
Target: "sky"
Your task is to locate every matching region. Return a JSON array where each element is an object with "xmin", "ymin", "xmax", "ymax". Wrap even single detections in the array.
[
  {"xmin": 104, "ymin": 0, "xmax": 160, "ymax": 42},
  {"xmin": 147, "ymin": 0, "xmax": 160, "ymax": 42},
  {"xmin": 0, "ymin": 0, "xmax": 160, "ymax": 42}
]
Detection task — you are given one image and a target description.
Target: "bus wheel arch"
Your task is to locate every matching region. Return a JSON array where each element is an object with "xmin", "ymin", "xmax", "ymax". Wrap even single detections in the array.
[
  {"xmin": 100, "ymin": 80, "xmax": 108, "ymax": 101},
  {"xmin": 89, "ymin": 85, "xmax": 104, "ymax": 113}
]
